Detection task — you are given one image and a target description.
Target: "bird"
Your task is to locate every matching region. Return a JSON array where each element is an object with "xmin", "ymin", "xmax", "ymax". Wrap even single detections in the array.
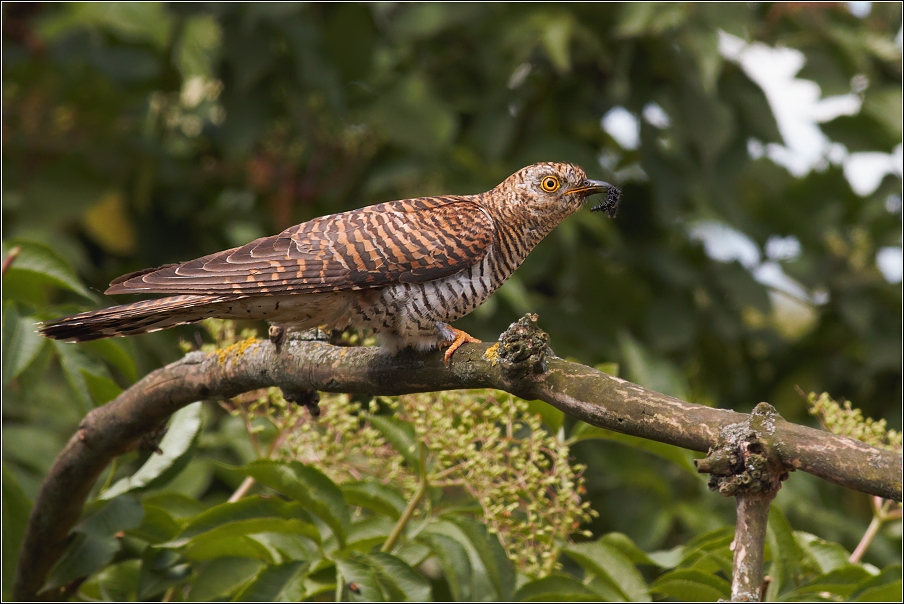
[{"xmin": 40, "ymin": 162, "xmax": 620, "ymax": 363}]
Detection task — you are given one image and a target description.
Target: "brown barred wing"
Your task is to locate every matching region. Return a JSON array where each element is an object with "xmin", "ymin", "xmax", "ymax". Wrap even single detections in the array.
[{"xmin": 105, "ymin": 197, "xmax": 495, "ymax": 296}]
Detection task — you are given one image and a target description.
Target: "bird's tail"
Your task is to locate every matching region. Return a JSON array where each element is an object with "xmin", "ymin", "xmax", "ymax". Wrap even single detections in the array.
[{"xmin": 39, "ymin": 294, "xmax": 237, "ymax": 342}]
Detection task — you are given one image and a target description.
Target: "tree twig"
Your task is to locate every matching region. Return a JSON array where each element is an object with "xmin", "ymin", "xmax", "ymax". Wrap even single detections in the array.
[
  {"xmin": 697, "ymin": 403, "xmax": 790, "ymax": 602},
  {"xmin": 13, "ymin": 316, "xmax": 903, "ymax": 600}
]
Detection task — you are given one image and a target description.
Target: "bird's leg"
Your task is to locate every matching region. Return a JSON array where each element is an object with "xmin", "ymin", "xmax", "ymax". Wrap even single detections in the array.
[{"xmin": 442, "ymin": 327, "xmax": 482, "ymax": 366}]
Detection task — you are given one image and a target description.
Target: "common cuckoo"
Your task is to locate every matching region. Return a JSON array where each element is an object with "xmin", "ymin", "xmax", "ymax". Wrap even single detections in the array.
[{"xmin": 40, "ymin": 162, "xmax": 619, "ymax": 362}]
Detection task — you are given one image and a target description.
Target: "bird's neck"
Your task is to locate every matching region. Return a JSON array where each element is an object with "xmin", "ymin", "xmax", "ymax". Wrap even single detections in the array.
[{"xmin": 478, "ymin": 191, "xmax": 580, "ymax": 261}]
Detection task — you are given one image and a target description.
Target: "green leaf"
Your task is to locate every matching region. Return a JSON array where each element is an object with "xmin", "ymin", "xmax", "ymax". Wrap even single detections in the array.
[
  {"xmin": 184, "ymin": 519, "xmax": 321, "ymax": 561},
  {"xmin": 129, "ymin": 504, "xmax": 182, "ymax": 544},
  {"xmin": 1, "ymin": 239, "xmax": 94, "ymax": 300},
  {"xmin": 188, "ymin": 557, "xmax": 264, "ymax": 601},
  {"xmin": 649, "ymin": 569, "xmax": 730, "ymax": 601},
  {"xmin": 233, "ymin": 561, "xmax": 309, "ymax": 602},
  {"xmin": 449, "ymin": 515, "xmax": 514, "ymax": 601},
  {"xmin": 767, "ymin": 505, "xmax": 802, "ymax": 595},
  {"xmin": 678, "ymin": 528, "xmax": 735, "ymax": 575},
  {"xmin": 565, "ymin": 540, "xmax": 650, "ymax": 601},
  {"xmin": 526, "ymin": 399, "xmax": 565, "ymax": 433},
  {"xmin": 618, "ymin": 331, "xmax": 690, "ymax": 400},
  {"xmin": 863, "ymin": 86, "xmax": 902, "ymax": 142},
  {"xmin": 137, "ymin": 547, "xmax": 191, "ymax": 600},
  {"xmin": 250, "ymin": 532, "xmax": 320, "ymax": 563},
  {"xmin": 342, "ymin": 480, "xmax": 407, "ymax": 519},
  {"xmin": 175, "ymin": 496, "xmax": 317, "ymax": 544},
  {"xmin": 2, "ymin": 465, "xmax": 32, "ymax": 600},
  {"xmin": 101, "ymin": 402, "xmax": 203, "ymax": 499},
  {"xmin": 43, "ymin": 497, "xmax": 146, "ymax": 595},
  {"xmin": 365, "ymin": 414, "xmax": 421, "ymax": 472},
  {"xmin": 336, "ymin": 555, "xmax": 383, "ymax": 601},
  {"xmin": 52, "ymin": 341, "xmax": 106, "ymax": 411},
  {"xmin": 786, "ymin": 565, "xmax": 872, "ymax": 599},
  {"xmin": 78, "ymin": 559, "xmax": 140, "ymax": 601},
  {"xmin": 418, "ymin": 532, "xmax": 473, "ymax": 601},
  {"xmin": 46, "ymin": 495, "xmax": 145, "ymax": 590},
  {"xmin": 820, "ymin": 113, "xmax": 900, "ymax": 153},
  {"xmin": 1, "ymin": 302, "xmax": 46, "ymax": 385},
  {"xmin": 244, "ymin": 460, "xmax": 349, "ymax": 547},
  {"xmin": 855, "ymin": 580, "xmax": 903, "ymax": 602},
  {"xmin": 616, "ymin": 2, "xmax": 687, "ymax": 37},
  {"xmin": 600, "ymin": 532, "xmax": 678, "ymax": 568},
  {"xmin": 76, "ymin": 495, "xmax": 145, "ymax": 538},
  {"xmin": 344, "ymin": 516, "xmax": 395, "ymax": 552},
  {"xmin": 514, "ymin": 575, "xmax": 600, "ymax": 601},
  {"xmin": 796, "ymin": 531, "xmax": 852, "ymax": 574},
  {"xmin": 569, "ymin": 423, "xmax": 699, "ymax": 475},
  {"xmin": 852, "ymin": 565, "xmax": 903, "ymax": 601},
  {"xmin": 366, "ymin": 552, "xmax": 432, "ymax": 602},
  {"xmin": 81, "ymin": 338, "xmax": 138, "ymax": 382},
  {"xmin": 143, "ymin": 492, "xmax": 207, "ymax": 519},
  {"xmin": 82, "ymin": 370, "xmax": 123, "ymax": 406},
  {"xmin": 44, "ymin": 533, "xmax": 120, "ymax": 592},
  {"xmin": 369, "ymin": 74, "xmax": 457, "ymax": 154},
  {"xmin": 538, "ymin": 12, "xmax": 575, "ymax": 73}
]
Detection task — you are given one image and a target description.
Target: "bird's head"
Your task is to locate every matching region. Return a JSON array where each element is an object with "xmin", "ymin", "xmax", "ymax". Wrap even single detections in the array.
[{"xmin": 490, "ymin": 162, "xmax": 620, "ymax": 221}]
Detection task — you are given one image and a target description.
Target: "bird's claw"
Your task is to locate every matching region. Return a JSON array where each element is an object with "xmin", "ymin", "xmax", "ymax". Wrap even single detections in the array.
[{"xmin": 442, "ymin": 328, "xmax": 482, "ymax": 366}]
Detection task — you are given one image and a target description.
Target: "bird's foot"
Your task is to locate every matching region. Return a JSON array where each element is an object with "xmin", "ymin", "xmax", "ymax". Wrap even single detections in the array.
[
  {"xmin": 283, "ymin": 388, "xmax": 321, "ymax": 418},
  {"xmin": 442, "ymin": 327, "xmax": 482, "ymax": 366},
  {"xmin": 268, "ymin": 324, "xmax": 286, "ymax": 353}
]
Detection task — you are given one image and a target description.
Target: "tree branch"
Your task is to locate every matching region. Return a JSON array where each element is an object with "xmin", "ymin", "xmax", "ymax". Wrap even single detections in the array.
[{"xmin": 14, "ymin": 317, "xmax": 903, "ymax": 600}]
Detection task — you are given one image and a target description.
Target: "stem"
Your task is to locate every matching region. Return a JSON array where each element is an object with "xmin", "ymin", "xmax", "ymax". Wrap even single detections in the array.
[
  {"xmin": 98, "ymin": 458, "xmax": 119, "ymax": 494},
  {"xmin": 228, "ymin": 476, "xmax": 257, "ymax": 503},
  {"xmin": 731, "ymin": 493, "xmax": 774, "ymax": 602},
  {"xmin": 382, "ymin": 444, "xmax": 428, "ymax": 553},
  {"xmin": 335, "ymin": 568, "xmax": 343, "ymax": 603},
  {"xmin": 2, "ymin": 245, "xmax": 21, "ymax": 276},
  {"xmin": 849, "ymin": 514, "xmax": 882, "ymax": 564},
  {"xmin": 849, "ymin": 498, "xmax": 900, "ymax": 563}
]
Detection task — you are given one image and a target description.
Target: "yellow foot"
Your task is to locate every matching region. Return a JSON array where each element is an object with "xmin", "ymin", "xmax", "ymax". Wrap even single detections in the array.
[{"xmin": 442, "ymin": 327, "xmax": 482, "ymax": 366}]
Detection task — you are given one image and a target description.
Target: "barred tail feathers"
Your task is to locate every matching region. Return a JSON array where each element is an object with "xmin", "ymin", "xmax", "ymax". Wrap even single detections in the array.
[{"xmin": 39, "ymin": 294, "xmax": 237, "ymax": 342}]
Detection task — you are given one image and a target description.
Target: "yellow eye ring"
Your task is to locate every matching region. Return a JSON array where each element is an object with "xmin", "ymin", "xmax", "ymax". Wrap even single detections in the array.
[{"xmin": 540, "ymin": 175, "xmax": 560, "ymax": 192}]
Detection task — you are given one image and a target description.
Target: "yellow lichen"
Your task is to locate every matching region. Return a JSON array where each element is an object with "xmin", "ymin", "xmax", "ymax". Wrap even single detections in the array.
[
  {"xmin": 215, "ymin": 337, "xmax": 259, "ymax": 365},
  {"xmin": 483, "ymin": 342, "xmax": 500, "ymax": 366}
]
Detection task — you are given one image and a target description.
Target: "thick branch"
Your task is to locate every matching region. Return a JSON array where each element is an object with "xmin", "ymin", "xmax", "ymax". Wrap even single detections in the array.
[{"xmin": 14, "ymin": 325, "xmax": 903, "ymax": 600}]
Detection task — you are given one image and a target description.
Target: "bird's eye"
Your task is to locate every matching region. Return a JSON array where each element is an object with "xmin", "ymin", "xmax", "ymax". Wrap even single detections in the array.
[{"xmin": 540, "ymin": 175, "xmax": 560, "ymax": 192}]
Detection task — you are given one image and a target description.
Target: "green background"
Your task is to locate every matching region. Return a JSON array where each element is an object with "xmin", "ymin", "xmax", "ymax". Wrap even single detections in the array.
[{"xmin": 3, "ymin": 3, "xmax": 901, "ymax": 601}]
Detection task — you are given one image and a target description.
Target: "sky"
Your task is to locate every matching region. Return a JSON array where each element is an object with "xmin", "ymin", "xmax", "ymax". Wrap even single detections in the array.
[{"xmin": 600, "ymin": 3, "xmax": 903, "ymax": 289}]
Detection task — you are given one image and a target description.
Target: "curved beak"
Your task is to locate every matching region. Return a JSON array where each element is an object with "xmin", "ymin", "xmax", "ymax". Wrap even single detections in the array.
[
  {"xmin": 565, "ymin": 178, "xmax": 614, "ymax": 197},
  {"xmin": 566, "ymin": 178, "xmax": 621, "ymax": 218}
]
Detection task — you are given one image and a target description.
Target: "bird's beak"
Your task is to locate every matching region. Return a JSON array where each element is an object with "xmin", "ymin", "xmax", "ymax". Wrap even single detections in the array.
[
  {"xmin": 566, "ymin": 179, "xmax": 621, "ymax": 217},
  {"xmin": 565, "ymin": 178, "xmax": 614, "ymax": 197}
]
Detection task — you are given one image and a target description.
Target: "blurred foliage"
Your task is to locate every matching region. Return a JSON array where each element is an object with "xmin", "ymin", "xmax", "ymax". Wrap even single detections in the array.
[{"xmin": 2, "ymin": 2, "xmax": 901, "ymax": 601}]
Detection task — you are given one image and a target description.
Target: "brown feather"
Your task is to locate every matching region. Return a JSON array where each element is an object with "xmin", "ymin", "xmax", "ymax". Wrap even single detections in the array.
[{"xmin": 105, "ymin": 197, "xmax": 494, "ymax": 296}]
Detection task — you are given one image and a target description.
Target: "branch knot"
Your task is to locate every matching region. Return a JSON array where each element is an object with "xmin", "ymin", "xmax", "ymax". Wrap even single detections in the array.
[
  {"xmin": 696, "ymin": 402, "xmax": 790, "ymax": 497},
  {"xmin": 497, "ymin": 314, "xmax": 552, "ymax": 381}
]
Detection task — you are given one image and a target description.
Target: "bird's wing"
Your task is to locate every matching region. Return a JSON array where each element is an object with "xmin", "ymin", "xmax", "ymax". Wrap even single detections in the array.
[{"xmin": 106, "ymin": 197, "xmax": 495, "ymax": 295}]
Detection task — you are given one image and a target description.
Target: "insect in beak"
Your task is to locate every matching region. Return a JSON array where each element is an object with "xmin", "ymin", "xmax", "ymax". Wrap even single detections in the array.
[{"xmin": 566, "ymin": 179, "xmax": 621, "ymax": 218}]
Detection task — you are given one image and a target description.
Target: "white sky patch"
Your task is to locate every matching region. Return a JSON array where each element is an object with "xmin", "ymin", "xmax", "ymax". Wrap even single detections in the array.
[
  {"xmin": 601, "ymin": 106, "xmax": 640, "ymax": 150},
  {"xmin": 642, "ymin": 102, "xmax": 670, "ymax": 129},
  {"xmin": 765, "ymin": 235, "xmax": 802, "ymax": 261},
  {"xmin": 845, "ymin": 149, "xmax": 904, "ymax": 196},
  {"xmin": 688, "ymin": 221, "xmax": 837, "ymax": 303},
  {"xmin": 718, "ymin": 30, "xmax": 899, "ymax": 196},
  {"xmin": 876, "ymin": 247, "xmax": 903, "ymax": 283},
  {"xmin": 847, "ymin": 2, "xmax": 872, "ymax": 18},
  {"xmin": 753, "ymin": 262, "xmax": 812, "ymax": 300},
  {"xmin": 688, "ymin": 221, "xmax": 760, "ymax": 268}
]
